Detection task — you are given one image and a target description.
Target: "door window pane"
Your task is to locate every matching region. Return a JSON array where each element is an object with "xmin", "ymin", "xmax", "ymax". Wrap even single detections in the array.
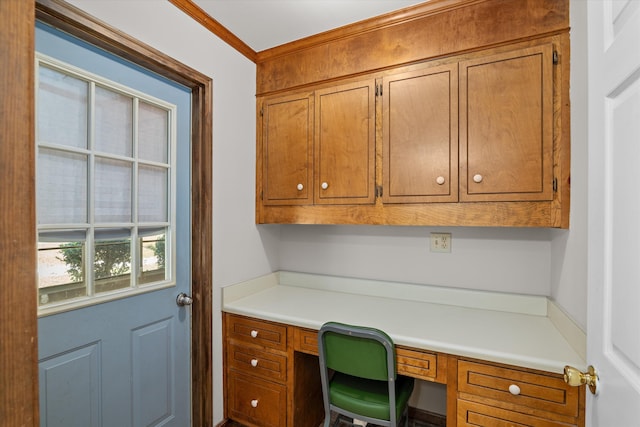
[
  {"xmin": 37, "ymin": 230, "xmax": 87, "ymax": 306},
  {"xmin": 139, "ymin": 229, "xmax": 167, "ymax": 285},
  {"xmin": 95, "ymin": 86, "xmax": 133, "ymax": 156},
  {"xmin": 37, "ymin": 65, "xmax": 88, "ymax": 149},
  {"xmin": 94, "ymin": 229, "xmax": 132, "ymax": 294},
  {"xmin": 37, "ymin": 148, "xmax": 87, "ymax": 224},
  {"xmin": 138, "ymin": 101, "xmax": 168, "ymax": 163},
  {"xmin": 95, "ymin": 157, "xmax": 132, "ymax": 223},
  {"xmin": 138, "ymin": 165, "xmax": 168, "ymax": 222}
]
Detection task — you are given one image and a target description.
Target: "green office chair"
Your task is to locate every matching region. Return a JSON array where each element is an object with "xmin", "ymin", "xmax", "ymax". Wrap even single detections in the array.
[{"xmin": 318, "ymin": 322, "xmax": 415, "ymax": 427}]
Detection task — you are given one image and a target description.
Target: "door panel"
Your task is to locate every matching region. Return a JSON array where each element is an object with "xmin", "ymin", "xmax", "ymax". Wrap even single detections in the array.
[
  {"xmin": 587, "ymin": 0, "xmax": 640, "ymax": 425},
  {"xmin": 36, "ymin": 21, "xmax": 192, "ymax": 427}
]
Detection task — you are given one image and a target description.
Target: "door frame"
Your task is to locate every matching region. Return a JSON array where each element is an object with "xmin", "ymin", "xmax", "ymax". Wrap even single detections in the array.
[{"xmin": 0, "ymin": 0, "xmax": 214, "ymax": 425}]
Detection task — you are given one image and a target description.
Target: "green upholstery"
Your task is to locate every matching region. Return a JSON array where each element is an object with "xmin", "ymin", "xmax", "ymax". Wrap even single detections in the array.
[
  {"xmin": 318, "ymin": 322, "xmax": 415, "ymax": 427},
  {"xmin": 329, "ymin": 372, "xmax": 415, "ymax": 421}
]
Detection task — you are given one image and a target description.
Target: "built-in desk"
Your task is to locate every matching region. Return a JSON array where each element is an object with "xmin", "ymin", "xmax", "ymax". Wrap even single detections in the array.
[{"xmin": 222, "ymin": 272, "xmax": 586, "ymax": 427}]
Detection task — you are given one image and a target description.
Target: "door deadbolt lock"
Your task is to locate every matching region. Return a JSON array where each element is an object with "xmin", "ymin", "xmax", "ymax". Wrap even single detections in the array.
[
  {"xmin": 564, "ymin": 365, "xmax": 599, "ymax": 395},
  {"xmin": 176, "ymin": 292, "xmax": 193, "ymax": 307}
]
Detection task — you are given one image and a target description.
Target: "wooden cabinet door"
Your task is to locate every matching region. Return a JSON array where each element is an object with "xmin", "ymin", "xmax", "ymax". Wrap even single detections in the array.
[
  {"xmin": 382, "ymin": 64, "xmax": 458, "ymax": 203},
  {"xmin": 314, "ymin": 80, "xmax": 376, "ymax": 204},
  {"xmin": 460, "ymin": 43, "xmax": 554, "ymax": 202},
  {"xmin": 261, "ymin": 92, "xmax": 313, "ymax": 205}
]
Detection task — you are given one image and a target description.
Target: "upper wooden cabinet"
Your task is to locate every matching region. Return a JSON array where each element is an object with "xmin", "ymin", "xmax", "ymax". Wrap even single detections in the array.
[
  {"xmin": 255, "ymin": 0, "xmax": 570, "ymax": 227},
  {"xmin": 314, "ymin": 80, "xmax": 376, "ymax": 205},
  {"xmin": 460, "ymin": 44, "xmax": 554, "ymax": 202},
  {"xmin": 261, "ymin": 92, "xmax": 313, "ymax": 205},
  {"xmin": 382, "ymin": 63, "xmax": 458, "ymax": 204}
]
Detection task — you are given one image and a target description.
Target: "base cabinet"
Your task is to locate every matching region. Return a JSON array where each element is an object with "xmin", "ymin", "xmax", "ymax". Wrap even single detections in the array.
[
  {"xmin": 455, "ymin": 359, "xmax": 584, "ymax": 427},
  {"xmin": 223, "ymin": 314, "xmax": 585, "ymax": 427}
]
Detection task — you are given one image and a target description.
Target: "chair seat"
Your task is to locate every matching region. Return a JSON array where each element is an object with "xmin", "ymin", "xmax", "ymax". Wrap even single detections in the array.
[{"xmin": 329, "ymin": 372, "xmax": 415, "ymax": 421}]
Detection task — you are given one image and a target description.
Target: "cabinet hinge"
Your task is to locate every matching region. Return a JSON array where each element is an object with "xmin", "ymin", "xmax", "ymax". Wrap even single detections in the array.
[
  {"xmin": 553, "ymin": 178, "xmax": 558, "ymax": 192},
  {"xmin": 553, "ymin": 50, "xmax": 559, "ymax": 65},
  {"xmin": 376, "ymin": 185, "xmax": 383, "ymax": 198}
]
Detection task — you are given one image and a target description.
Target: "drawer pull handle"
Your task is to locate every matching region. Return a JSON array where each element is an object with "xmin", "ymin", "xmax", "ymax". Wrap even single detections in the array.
[
  {"xmin": 251, "ymin": 358, "xmax": 258, "ymax": 367},
  {"xmin": 508, "ymin": 384, "xmax": 521, "ymax": 395},
  {"xmin": 251, "ymin": 399, "xmax": 259, "ymax": 408},
  {"xmin": 250, "ymin": 330, "xmax": 258, "ymax": 338}
]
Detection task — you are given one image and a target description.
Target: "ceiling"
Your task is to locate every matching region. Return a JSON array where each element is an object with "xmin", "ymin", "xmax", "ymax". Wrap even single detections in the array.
[{"xmin": 191, "ymin": 0, "xmax": 426, "ymax": 52}]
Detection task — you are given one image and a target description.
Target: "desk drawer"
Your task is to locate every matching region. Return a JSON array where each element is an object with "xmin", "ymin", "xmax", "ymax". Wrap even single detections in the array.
[
  {"xmin": 458, "ymin": 360, "xmax": 578, "ymax": 418},
  {"xmin": 226, "ymin": 314, "xmax": 288, "ymax": 351},
  {"xmin": 295, "ymin": 327, "xmax": 319, "ymax": 355},
  {"xmin": 458, "ymin": 399, "xmax": 571, "ymax": 427},
  {"xmin": 227, "ymin": 343, "xmax": 287, "ymax": 382},
  {"xmin": 396, "ymin": 346, "xmax": 438, "ymax": 381},
  {"xmin": 228, "ymin": 372, "xmax": 287, "ymax": 427}
]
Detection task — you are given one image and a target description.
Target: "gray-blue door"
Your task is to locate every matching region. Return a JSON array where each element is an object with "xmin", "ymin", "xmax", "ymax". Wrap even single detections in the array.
[{"xmin": 36, "ymin": 22, "xmax": 192, "ymax": 427}]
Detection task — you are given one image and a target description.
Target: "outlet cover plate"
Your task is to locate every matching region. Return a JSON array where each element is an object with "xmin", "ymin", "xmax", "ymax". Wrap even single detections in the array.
[{"xmin": 430, "ymin": 232, "xmax": 451, "ymax": 253}]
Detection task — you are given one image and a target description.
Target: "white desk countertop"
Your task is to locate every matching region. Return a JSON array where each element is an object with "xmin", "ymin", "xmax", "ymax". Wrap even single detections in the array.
[{"xmin": 222, "ymin": 272, "xmax": 586, "ymax": 375}]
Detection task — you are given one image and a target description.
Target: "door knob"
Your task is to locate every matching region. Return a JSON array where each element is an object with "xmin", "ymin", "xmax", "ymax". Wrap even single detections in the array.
[
  {"xmin": 176, "ymin": 292, "xmax": 193, "ymax": 306},
  {"xmin": 564, "ymin": 365, "xmax": 598, "ymax": 395}
]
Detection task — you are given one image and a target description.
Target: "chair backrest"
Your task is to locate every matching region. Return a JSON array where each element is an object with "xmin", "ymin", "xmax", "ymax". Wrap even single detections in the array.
[{"xmin": 319, "ymin": 322, "xmax": 396, "ymax": 381}]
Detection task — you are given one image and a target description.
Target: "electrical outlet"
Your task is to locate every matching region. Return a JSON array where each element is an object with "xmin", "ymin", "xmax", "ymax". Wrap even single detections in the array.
[{"xmin": 430, "ymin": 232, "xmax": 451, "ymax": 253}]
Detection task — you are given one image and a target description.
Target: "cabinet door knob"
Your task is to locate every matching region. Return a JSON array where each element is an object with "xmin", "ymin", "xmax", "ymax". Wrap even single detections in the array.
[
  {"xmin": 251, "ymin": 399, "xmax": 259, "ymax": 408},
  {"xmin": 473, "ymin": 174, "xmax": 483, "ymax": 183},
  {"xmin": 321, "ymin": 182, "xmax": 329, "ymax": 190},
  {"xmin": 436, "ymin": 176, "xmax": 445, "ymax": 185},
  {"xmin": 250, "ymin": 358, "xmax": 258, "ymax": 367},
  {"xmin": 250, "ymin": 330, "xmax": 258, "ymax": 338},
  {"xmin": 297, "ymin": 183, "xmax": 303, "ymax": 191},
  {"xmin": 508, "ymin": 384, "xmax": 521, "ymax": 395}
]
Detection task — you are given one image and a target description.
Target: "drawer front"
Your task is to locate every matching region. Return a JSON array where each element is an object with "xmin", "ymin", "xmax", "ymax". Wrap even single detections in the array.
[
  {"xmin": 396, "ymin": 346, "xmax": 438, "ymax": 382},
  {"xmin": 227, "ymin": 343, "xmax": 287, "ymax": 382},
  {"xmin": 457, "ymin": 399, "xmax": 573, "ymax": 427},
  {"xmin": 226, "ymin": 314, "xmax": 288, "ymax": 351},
  {"xmin": 228, "ymin": 372, "xmax": 287, "ymax": 427},
  {"xmin": 458, "ymin": 360, "xmax": 579, "ymax": 418},
  {"xmin": 295, "ymin": 327, "xmax": 318, "ymax": 355}
]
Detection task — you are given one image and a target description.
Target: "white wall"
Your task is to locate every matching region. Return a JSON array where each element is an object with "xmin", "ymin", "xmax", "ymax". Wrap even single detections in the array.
[
  {"xmin": 66, "ymin": 2, "xmax": 274, "ymax": 424},
  {"xmin": 65, "ymin": 0, "xmax": 589, "ymax": 423},
  {"xmin": 279, "ymin": 225, "xmax": 553, "ymax": 294}
]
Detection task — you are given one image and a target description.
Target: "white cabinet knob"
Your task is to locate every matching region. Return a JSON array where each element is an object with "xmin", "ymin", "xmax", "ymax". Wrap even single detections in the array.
[
  {"xmin": 436, "ymin": 176, "xmax": 445, "ymax": 185},
  {"xmin": 473, "ymin": 174, "xmax": 483, "ymax": 183},
  {"xmin": 508, "ymin": 384, "xmax": 521, "ymax": 395},
  {"xmin": 250, "ymin": 358, "xmax": 258, "ymax": 367},
  {"xmin": 250, "ymin": 330, "xmax": 258, "ymax": 338},
  {"xmin": 321, "ymin": 182, "xmax": 329, "ymax": 190},
  {"xmin": 251, "ymin": 399, "xmax": 259, "ymax": 408},
  {"xmin": 297, "ymin": 183, "xmax": 303, "ymax": 191}
]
